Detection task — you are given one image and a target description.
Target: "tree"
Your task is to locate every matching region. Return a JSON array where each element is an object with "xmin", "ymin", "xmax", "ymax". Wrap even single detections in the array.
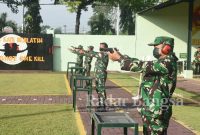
[
  {"xmin": 41, "ymin": 25, "xmax": 51, "ymax": 34},
  {"xmin": 0, "ymin": 0, "xmax": 20, "ymax": 13},
  {"xmin": 119, "ymin": 0, "xmax": 158, "ymax": 35},
  {"xmin": 88, "ymin": 4, "xmax": 115, "ymax": 35},
  {"xmin": 93, "ymin": 0, "xmax": 158, "ymax": 35},
  {"xmin": 119, "ymin": 5, "xmax": 134, "ymax": 35},
  {"xmin": 23, "ymin": 0, "xmax": 43, "ymax": 33},
  {"xmin": 88, "ymin": 13, "xmax": 115, "ymax": 35},
  {"xmin": 54, "ymin": 27, "xmax": 62, "ymax": 34},
  {"xmin": 0, "ymin": 0, "xmax": 43, "ymax": 33},
  {"xmin": 0, "ymin": 12, "xmax": 18, "ymax": 32},
  {"xmin": 55, "ymin": 0, "xmax": 94, "ymax": 34}
]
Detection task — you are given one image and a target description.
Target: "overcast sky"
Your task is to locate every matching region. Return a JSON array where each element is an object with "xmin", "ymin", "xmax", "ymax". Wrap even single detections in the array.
[{"xmin": 0, "ymin": 0, "xmax": 93, "ymax": 33}]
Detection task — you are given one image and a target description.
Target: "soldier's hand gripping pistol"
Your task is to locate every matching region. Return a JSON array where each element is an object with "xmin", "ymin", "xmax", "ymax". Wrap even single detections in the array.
[
  {"xmin": 71, "ymin": 46, "xmax": 81, "ymax": 49},
  {"xmin": 69, "ymin": 45, "xmax": 83, "ymax": 52},
  {"xmin": 100, "ymin": 48, "xmax": 119, "ymax": 53}
]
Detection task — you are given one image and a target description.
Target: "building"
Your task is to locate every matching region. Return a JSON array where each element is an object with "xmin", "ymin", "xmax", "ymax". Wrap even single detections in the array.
[{"xmin": 135, "ymin": 0, "xmax": 200, "ymax": 78}]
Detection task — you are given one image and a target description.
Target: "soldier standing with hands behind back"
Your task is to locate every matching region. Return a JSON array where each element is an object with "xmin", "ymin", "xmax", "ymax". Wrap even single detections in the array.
[{"xmin": 109, "ymin": 36, "xmax": 178, "ymax": 135}]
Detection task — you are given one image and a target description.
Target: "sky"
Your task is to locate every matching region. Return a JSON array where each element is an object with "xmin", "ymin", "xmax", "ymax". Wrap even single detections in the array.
[{"xmin": 0, "ymin": 0, "xmax": 93, "ymax": 33}]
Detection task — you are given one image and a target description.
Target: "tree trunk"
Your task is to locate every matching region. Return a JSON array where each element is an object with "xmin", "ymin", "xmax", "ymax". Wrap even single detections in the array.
[
  {"xmin": 74, "ymin": 0, "xmax": 94, "ymax": 34},
  {"xmin": 75, "ymin": 8, "xmax": 82, "ymax": 34}
]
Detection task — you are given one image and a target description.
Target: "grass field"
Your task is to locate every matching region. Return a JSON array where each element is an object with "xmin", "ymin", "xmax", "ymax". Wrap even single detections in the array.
[
  {"xmin": 0, "ymin": 105, "xmax": 79, "ymax": 135},
  {"xmin": 108, "ymin": 72, "xmax": 200, "ymax": 133},
  {"xmin": 0, "ymin": 73, "xmax": 67, "ymax": 96},
  {"xmin": 108, "ymin": 72, "xmax": 139, "ymax": 95},
  {"xmin": 0, "ymin": 73, "xmax": 79, "ymax": 135},
  {"xmin": 172, "ymin": 106, "xmax": 200, "ymax": 134},
  {"xmin": 108, "ymin": 72, "xmax": 200, "ymax": 102},
  {"xmin": 175, "ymin": 88, "xmax": 200, "ymax": 102},
  {"xmin": 1, "ymin": 72, "xmax": 199, "ymax": 134}
]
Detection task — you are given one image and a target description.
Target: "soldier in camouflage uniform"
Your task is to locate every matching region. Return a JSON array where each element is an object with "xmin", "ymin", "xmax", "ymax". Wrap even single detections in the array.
[
  {"xmin": 84, "ymin": 46, "xmax": 94, "ymax": 77},
  {"xmin": 94, "ymin": 43, "xmax": 109, "ymax": 110},
  {"xmin": 71, "ymin": 45, "xmax": 84, "ymax": 74},
  {"xmin": 193, "ymin": 47, "xmax": 200, "ymax": 74},
  {"xmin": 70, "ymin": 43, "xmax": 109, "ymax": 111},
  {"xmin": 109, "ymin": 36, "xmax": 178, "ymax": 135},
  {"xmin": 84, "ymin": 46, "xmax": 94, "ymax": 87}
]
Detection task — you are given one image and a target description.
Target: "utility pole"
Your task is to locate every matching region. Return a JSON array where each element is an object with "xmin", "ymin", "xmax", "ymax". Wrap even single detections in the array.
[
  {"xmin": 23, "ymin": 5, "xmax": 24, "ymax": 33},
  {"xmin": 21, "ymin": 0, "xmax": 25, "ymax": 33},
  {"xmin": 116, "ymin": 4, "xmax": 120, "ymax": 35},
  {"xmin": 187, "ymin": 0, "xmax": 194, "ymax": 70}
]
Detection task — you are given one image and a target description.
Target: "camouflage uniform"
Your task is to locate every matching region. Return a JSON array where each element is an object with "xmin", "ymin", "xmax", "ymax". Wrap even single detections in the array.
[
  {"xmin": 71, "ymin": 45, "xmax": 84, "ymax": 74},
  {"xmin": 84, "ymin": 46, "xmax": 94, "ymax": 77},
  {"xmin": 71, "ymin": 47, "xmax": 109, "ymax": 107},
  {"xmin": 87, "ymin": 50, "xmax": 109, "ymax": 107},
  {"xmin": 193, "ymin": 48, "xmax": 200, "ymax": 74},
  {"xmin": 84, "ymin": 46, "xmax": 94, "ymax": 87},
  {"xmin": 120, "ymin": 37, "xmax": 178, "ymax": 135}
]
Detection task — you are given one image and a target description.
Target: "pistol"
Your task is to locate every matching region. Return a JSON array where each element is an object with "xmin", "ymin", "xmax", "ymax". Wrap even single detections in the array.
[
  {"xmin": 100, "ymin": 48, "xmax": 118, "ymax": 53},
  {"xmin": 71, "ymin": 46, "xmax": 81, "ymax": 49}
]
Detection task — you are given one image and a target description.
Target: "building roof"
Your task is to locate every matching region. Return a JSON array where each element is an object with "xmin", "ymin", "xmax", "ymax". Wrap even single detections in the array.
[{"xmin": 138, "ymin": 0, "xmax": 190, "ymax": 15}]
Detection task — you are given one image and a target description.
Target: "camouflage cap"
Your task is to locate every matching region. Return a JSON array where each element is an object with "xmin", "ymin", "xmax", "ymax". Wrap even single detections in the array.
[
  {"xmin": 78, "ymin": 45, "xmax": 83, "ymax": 49},
  {"xmin": 148, "ymin": 36, "xmax": 174, "ymax": 48},
  {"xmin": 88, "ymin": 45, "xmax": 94, "ymax": 49}
]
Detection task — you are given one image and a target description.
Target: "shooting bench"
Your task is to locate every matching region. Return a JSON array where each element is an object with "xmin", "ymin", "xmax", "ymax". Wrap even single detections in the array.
[
  {"xmin": 67, "ymin": 62, "xmax": 78, "ymax": 78},
  {"xmin": 73, "ymin": 75, "xmax": 94, "ymax": 112},
  {"xmin": 68, "ymin": 66, "xmax": 85, "ymax": 88},
  {"xmin": 91, "ymin": 112, "xmax": 138, "ymax": 135}
]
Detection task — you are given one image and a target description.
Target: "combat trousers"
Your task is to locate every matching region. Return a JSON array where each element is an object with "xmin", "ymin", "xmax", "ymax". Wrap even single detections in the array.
[
  {"xmin": 85, "ymin": 64, "xmax": 91, "ymax": 76},
  {"xmin": 85, "ymin": 64, "xmax": 91, "ymax": 87},
  {"xmin": 195, "ymin": 63, "xmax": 200, "ymax": 74},
  {"xmin": 143, "ymin": 125, "xmax": 168, "ymax": 135},
  {"xmin": 95, "ymin": 77, "xmax": 107, "ymax": 108},
  {"xmin": 138, "ymin": 87, "xmax": 172, "ymax": 135},
  {"xmin": 75, "ymin": 62, "xmax": 83, "ymax": 74}
]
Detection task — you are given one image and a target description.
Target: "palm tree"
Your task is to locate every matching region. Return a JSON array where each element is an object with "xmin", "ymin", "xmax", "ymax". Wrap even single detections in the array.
[{"xmin": 0, "ymin": 12, "xmax": 18, "ymax": 32}]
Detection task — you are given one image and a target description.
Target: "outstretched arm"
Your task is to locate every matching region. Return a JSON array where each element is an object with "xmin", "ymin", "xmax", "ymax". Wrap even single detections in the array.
[
  {"xmin": 108, "ymin": 50, "xmax": 142, "ymax": 72},
  {"xmin": 69, "ymin": 48, "xmax": 82, "ymax": 55},
  {"xmin": 69, "ymin": 47, "xmax": 102, "ymax": 58},
  {"xmin": 109, "ymin": 50, "xmax": 170, "ymax": 75}
]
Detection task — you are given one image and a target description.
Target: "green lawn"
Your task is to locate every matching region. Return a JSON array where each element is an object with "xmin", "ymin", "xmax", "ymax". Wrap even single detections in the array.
[
  {"xmin": 174, "ymin": 88, "xmax": 200, "ymax": 102},
  {"xmin": 0, "ymin": 105, "xmax": 79, "ymax": 135},
  {"xmin": 0, "ymin": 73, "xmax": 67, "ymax": 96},
  {"xmin": 108, "ymin": 72, "xmax": 200, "ymax": 133},
  {"xmin": 108, "ymin": 72, "xmax": 139, "ymax": 95},
  {"xmin": 173, "ymin": 106, "xmax": 200, "ymax": 133},
  {"xmin": 108, "ymin": 72, "xmax": 200, "ymax": 102}
]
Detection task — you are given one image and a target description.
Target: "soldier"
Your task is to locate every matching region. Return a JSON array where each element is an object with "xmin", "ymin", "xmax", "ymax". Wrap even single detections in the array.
[
  {"xmin": 109, "ymin": 36, "xmax": 178, "ymax": 135},
  {"xmin": 94, "ymin": 43, "xmax": 109, "ymax": 111},
  {"xmin": 71, "ymin": 45, "xmax": 84, "ymax": 74},
  {"xmin": 70, "ymin": 42, "xmax": 109, "ymax": 111},
  {"xmin": 84, "ymin": 46, "xmax": 94, "ymax": 88},
  {"xmin": 84, "ymin": 46, "xmax": 94, "ymax": 77},
  {"xmin": 193, "ymin": 47, "xmax": 200, "ymax": 74}
]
